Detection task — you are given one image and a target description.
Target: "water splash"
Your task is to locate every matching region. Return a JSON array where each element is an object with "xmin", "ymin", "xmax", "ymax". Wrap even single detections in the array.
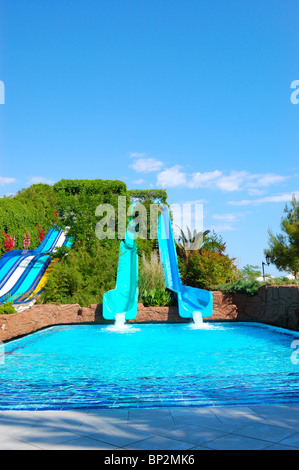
[
  {"xmin": 105, "ymin": 312, "xmax": 140, "ymax": 334},
  {"xmin": 188, "ymin": 311, "xmax": 221, "ymax": 330},
  {"xmin": 193, "ymin": 311, "xmax": 203, "ymax": 326}
]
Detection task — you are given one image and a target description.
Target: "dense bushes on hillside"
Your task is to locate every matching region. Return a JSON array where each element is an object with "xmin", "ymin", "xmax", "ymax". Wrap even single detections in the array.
[
  {"xmin": 1, "ymin": 180, "xmax": 167, "ymax": 306},
  {"xmin": 177, "ymin": 232, "xmax": 239, "ymax": 290},
  {"xmin": 41, "ymin": 240, "xmax": 120, "ymax": 306},
  {"xmin": 0, "ymin": 184, "xmax": 59, "ymax": 255},
  {"xmin": 5, "ymin": 180, "xmax": 294, "ymax": 307}
]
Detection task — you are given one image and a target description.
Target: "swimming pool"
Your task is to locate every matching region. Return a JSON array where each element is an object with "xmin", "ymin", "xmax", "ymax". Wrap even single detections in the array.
[{"xmin": 1, "ymin": 322, "xmax": 299, "ymax": 410}]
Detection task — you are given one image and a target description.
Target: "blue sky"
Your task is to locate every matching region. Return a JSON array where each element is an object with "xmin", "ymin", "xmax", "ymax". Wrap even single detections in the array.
[{"xmin": 0, "ymin": 0, "xmax": 298, "ymax": 276}]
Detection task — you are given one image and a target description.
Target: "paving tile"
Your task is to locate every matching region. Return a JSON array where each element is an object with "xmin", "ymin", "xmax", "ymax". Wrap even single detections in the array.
[
  {"xmin": 255, "ymin": 410, "xmax": 299, "ymax": 431},
  {"xmin": 76, "ymin": 413, "xmax": 129, "ymax": 437},
  {"xmin": 278, "ymin": 433, "xmax": 299, "ymax": 449},
  {"xmin": 128, "ymin": 408, "xmax": 175, "ymax": 427},
  {"xmin": 83, "ymin": 425, "xmax": 153, "ymax": 447},
  {"xmin": 125, "ymin": 435, "xmax": 195, "ymax": 450},
  {"xmin": 250, "ymin": 405, "xmax": 294, "ymax": 416},
  {"xmin": 27, "ymin": 410, "xmax": 89, "ymax": 431},
  {"xmin": 211, "ymin": 406, "xmax": 267, "ymax": 427},
  {"xmin": 0, "ymin": 406, "xmax": 298, "ymax": 450},
  {"xmin": 127, "ymin": 423, "xmax": 185, "ymax": 435},
  {"xmin": 234, "ymin": 423, "xmax": 297, "ymax": 443},
  {"xmin": 202, "ymin": 433, "xmax": 270, "ymax": 450},
  {"xmin": 16, "ymin": 425, "xmax": 83, "ymax": 449},
  {"xmin": 170, "ymin": 408, "xmax": 225, "ymax": 430},
  {"xmin": 156, "ymin": 424, "xmax": 227, "ymax": 446},
  {"xmin": 86, "ymin": 409, "xmax": 129, "ymax": 420},
  {"xmin": 43, "ymin": 436, "xmax": 119, "ymax": 450},
  {"xmin": 0, "ymin": 411, "xmax": 43, "ymax": 438},
  {"xmin": 0, "ymin": 438, "xmax": 41, "ymax": 450}
]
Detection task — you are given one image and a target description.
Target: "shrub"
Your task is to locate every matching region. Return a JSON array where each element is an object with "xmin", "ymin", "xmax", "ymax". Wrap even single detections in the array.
[
  {"xmin": 41, "ymin": 240, "xmax": 120, "ymax": 306},
  {"xmin": 139, "ymin": 251, "xmax": 167, "ymax": 298},
  {"xmin": 140, "ymin": 288, "xmax": 175, "ymax": 307},
  {"xmin": 264, "ymin": 277, "xmax": 299, "ymax": 286},
  {"xmin": 0, "ymin": 302, "xmax": 16, "ymax": 315},
  {"xmin": 0, "ymin": 184, "xmax": 60, "ymax": 255},
  {"xmin": 179, "ymin": 249, "xmax": 238, "ymax": 290},
  {"xmin": 213, "ymin": 279, "xmax": 261, "ymax": 296},
  {"xmin": 241, "ymin": 264, "xmax": 262, "ymax": 280}
]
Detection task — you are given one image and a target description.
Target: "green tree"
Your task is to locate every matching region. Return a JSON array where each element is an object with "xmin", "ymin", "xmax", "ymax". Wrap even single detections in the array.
[
  {"xmin": 241, "ymin": 264, "xmax": 262, "ymax": 280},
  {"xmin": 176, "ymin": 227, "xmax": 210, "ymax": 260},
  {"xmin": 177, "ymin": 230, "xmax": 238, "ymax": 289},
  {"xmin": 265, "ymin": 195, "xmax": 299, "ymax": 278}
]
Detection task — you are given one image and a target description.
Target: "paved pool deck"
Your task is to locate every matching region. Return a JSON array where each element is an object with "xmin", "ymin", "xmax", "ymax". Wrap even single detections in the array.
[{"xmin": 0, "ymin": 405, "xmax": 299, "ymax": 450}]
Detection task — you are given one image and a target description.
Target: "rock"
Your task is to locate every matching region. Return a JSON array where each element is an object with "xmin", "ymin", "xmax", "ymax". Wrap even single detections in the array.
[{"xmin": 0, "ymin": 286, "xmax": 298, "ymax": 342}]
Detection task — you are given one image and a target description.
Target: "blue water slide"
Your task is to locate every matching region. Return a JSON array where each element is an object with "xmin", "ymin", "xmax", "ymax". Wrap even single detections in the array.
[
  {"xmin": 0, "ymin": 229, "xmax": 62, "ymax": 294},
  {"xmin": 0, "ymin": 228, "xmax": 57, "ymax": 272},
  {"xmin": 103, "ymin": 219, "xmax": 138, "ymax": 320},
  {"xmin": 0, "ymin": 228, "xmax": 68, "ymax": 304},
  {"xmin": 157, "ymin": 205, "xmax": 213, "ymax": 319},
  {"xmin": 11, "ymin": 235, "xmax": 73, "ymax": 304}
]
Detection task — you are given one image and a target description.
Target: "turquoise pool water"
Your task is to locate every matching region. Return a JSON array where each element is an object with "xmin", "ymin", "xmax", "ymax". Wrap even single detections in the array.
[{"xmin": 1, "ymin": 323, "xmax": 299, "ymax": 410}]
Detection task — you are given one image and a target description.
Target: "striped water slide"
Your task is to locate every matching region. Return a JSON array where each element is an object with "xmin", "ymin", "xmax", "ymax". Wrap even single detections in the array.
[
  {"xmin": 0, "ymin": 229, "xmax": 61, "ymax": 293},
  {"xmin": 0, "ymin": 228, "xmax": 68, "ymax": 304},
  {"xmin": 17, "ymin": 235, "xmax": 74, "ymax": 303}
]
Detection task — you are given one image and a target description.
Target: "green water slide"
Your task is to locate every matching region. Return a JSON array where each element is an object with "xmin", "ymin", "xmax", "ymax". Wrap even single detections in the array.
[{"xmin": 102, "ymin": 220, "xmax": 138, "ymax": 320}]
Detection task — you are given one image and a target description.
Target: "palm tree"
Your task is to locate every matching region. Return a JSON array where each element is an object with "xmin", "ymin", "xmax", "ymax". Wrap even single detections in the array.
[{"xmin": 176, "ymin": 226, "xmax": 210, "ymax": 259}]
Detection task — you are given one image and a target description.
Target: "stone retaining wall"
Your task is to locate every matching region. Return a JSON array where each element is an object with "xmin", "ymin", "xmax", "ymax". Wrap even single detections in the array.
[{"xmin": 0, "ymin": 286, "xmax": 298, "ymax": 342}]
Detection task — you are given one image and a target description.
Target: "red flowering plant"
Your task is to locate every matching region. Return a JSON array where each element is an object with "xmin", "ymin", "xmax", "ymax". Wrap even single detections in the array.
[
  {"xmin": 3, "ymin": 234, "xmax": 15, "ymax": 252},
  {"xmin": 23, "ymin": 232, "xmax": 31, "ymax": 250},
  {"xmin": 37, "ymin": 226, "xmax": 45, "ymax": 243}
]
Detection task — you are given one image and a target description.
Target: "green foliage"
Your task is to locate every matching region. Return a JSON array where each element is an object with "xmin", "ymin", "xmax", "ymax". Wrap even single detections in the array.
[
  {"xmin": 128, "ymin": 189, "xmax": 167, "ymax": 204},
  {"xmin": 177, "ymin": 231, "xmax": 238, "ymax": 290},
  {"xmin": 128, "ymin": 191, "xmax": 167, "ymax": 256},
  {"xmin": 176, "ymin": 227, "xmax": 210, "ymax": 256},
  {"xmin": 139, "ymin": 252, "xmax": 167, "ymax": 299},
  {"xmin": 0, "ymin": 184, "xmax": 60, "ymax": 255},
  {"xmin": 213, "ymin": 279, "xmax": 261, "ymax": 296},
  {"xmin": 0, "ymin": 180, "xmax": 171, "ymax": 306},
  {"xmin": 266, "ymin": 195, "xmax": 299, "ymax": 278},
  {"xmin": 241, "ymin": 264, "xmax": 262, "ymax": 280},
  {"xmin": 201, "ymin": 232, "xmax": 227, "ymax": 253},
  {"xmin": 213, "ymin": 276, "xmax": 299, "ymax": 296},
  {"xmin": 180, "ymin": 249, "xmax": 238, "ymax": 289},
  {"xmin": 41, "ymin": 240, "xmax": 120, "ymax": 306},
  {"xmin": 0, "ymin": 302, "xmax": 16, "ymax": 315},
  {"xmin": 140, "ymin": 289, "xmax": 175, "ymax": 307},
  {"xmin": 54, "ymin": 179, "xmax": 129, "ymax": 244},
  {"xmin": 263, "ymin": 276, "xmax": 299, "ymax": 286}
]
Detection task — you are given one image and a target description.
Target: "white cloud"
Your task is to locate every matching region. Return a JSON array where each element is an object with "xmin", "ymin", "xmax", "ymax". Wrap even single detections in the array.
[
  {"xmin": 157, "ymin": 165, "xmax": 187, "ymax": 188},
  {"xmin": 228, "ymin": 191, "xmax": 299, "ymax": 206},
  {"xmin": 247, "ymin": 188, "xmax": 266, "ymax": 196},
  {"xmin": 209, "ymin": 211, "xmax": 248, "ymax": 231},
  {"xmin": 212, "ymin": 213, "xmax": 240, "ymax": 222},
  {"xmin": 156, "ymin": 166, "xmax": 288, "ymax": 193},
  {"xmin": 0, "ymin": 177, "xmax": 16, "ymax": 186},
  {"xmin": 130, "ymin": 158, "xmax": 164, "ymax": 173},
  {"xmin": 129, "ymin": 152, "xmax": 146, "ymax": 158},
  {"xmin": 216, "ymin": 171, "xmax": 249, "ymax": 191},
  {"xmin": 209, "ymin": 222, "xmax": 238, "ymax": 232},
  {"xmin": 29, "ymin": 176, "xmax": 55, "ymax": 185},
  {"xmin": 182, "ymin": 199, "xmax": 209, "ymax": 204},
  {"xmin": 188, "ymin": 170, "xmax": 222, "ymax": 189}
]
